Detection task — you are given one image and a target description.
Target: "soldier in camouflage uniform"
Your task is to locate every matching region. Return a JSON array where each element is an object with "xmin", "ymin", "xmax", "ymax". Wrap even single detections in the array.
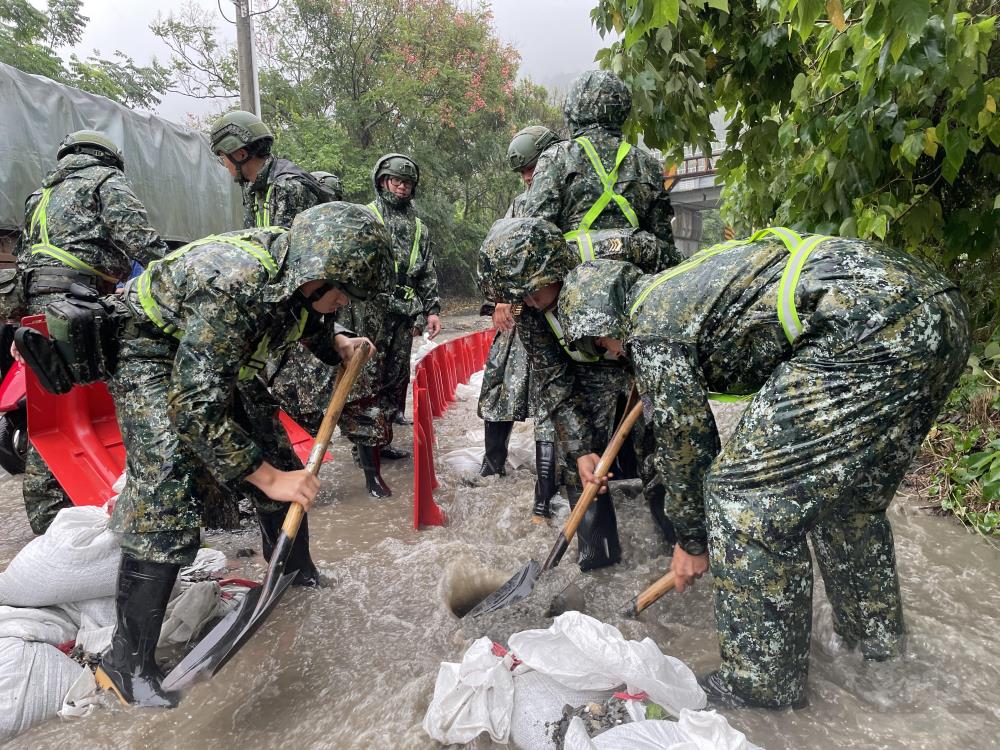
[
  {"xmin": 478, "ymin": 216, "xmax": 671, "ymax": 570},
  {"xmin": 366, "ymin": 154, "xmax": 441, "ymax": 466},
  {"xmin": 555, "ymin": 230, "xmax": 970, "ymax": 709},
  {"xmin": 13, "ymin": 130, "xmax": 167, "ymax": 534},
  {"xmin": 514, "ymin": 70, "xmax": 680, "ymax": 560},
  {"xmin": 93, "ymin": 202, "xmax": 392, "ymax": 708},
  {"xmin": 478, "ymin": 126, "xmax": 558, "ymax": 490}
]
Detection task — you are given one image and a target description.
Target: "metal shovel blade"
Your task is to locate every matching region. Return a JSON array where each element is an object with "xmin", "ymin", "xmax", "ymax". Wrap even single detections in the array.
[
  {"xmin": 160, "ymin": 569, "xmax": 297, "ymax": 691},
  {"xmin": 464, "ymin": 559, "xmax": 542, "ymax": 618}
]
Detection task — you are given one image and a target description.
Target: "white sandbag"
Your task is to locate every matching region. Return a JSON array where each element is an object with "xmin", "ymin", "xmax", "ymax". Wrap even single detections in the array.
[
  {"xmin": 158, "ymin": 581, "xmax": 224, "ymax": 647},
  {"xmin": 58, "ymin": 669, "xmax": 100, "ymax": 719},
  {"xmin": 507, "ymin": 611, "xmax": 706, "ymax": 716},
  {"xmin": 59, "ymin": 597, "xmax": 116, "ymax": 655},
  {"xmin": 563, "ymin": 709, "xmax": 760, "ymax": 750},
  {"xmin": 0, "ymin": 506, "xmax": 121, "ymax": 607},
  {"xmin": 180, "ymin": 548, "xmax": 228, "ymax": 578},
  {"xmin": 506, "ymin": 428, "xmax": 535, "ymax": 471},
  {"xmin": 0, "ymin": 606, "xmax": 77, "ymax": 645},
  {"xmin": 510, "ymin": 671, "xmax": 616, "ymax": 750},
  {"xmin": 455, "ymin": 370, "xmax": 485, "ymax": 401},
  {"xmin": 0, "ymin": 637, "xmax": 84, "ymax": 742},
  {"xmin": 442, "ymin": 446, "xmax": 487, "ymax": 475},
  {"xmin": 422, "ymin": 637, "xmax": 515, "ymax": 745},
  {"xmin": 411, "ymin": 332, "xmax": 439, "ymax": 370}
]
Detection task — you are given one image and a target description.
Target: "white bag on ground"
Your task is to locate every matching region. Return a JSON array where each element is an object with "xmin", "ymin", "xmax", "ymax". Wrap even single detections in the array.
[
  {"xmin": 411, "ymin": 332, "xmax": 438, "ymax": 370},
  {"xmin": 0, "ymin": 606, "xmax": 78, "ymax": 645},
  {"xmin": 422, "ymin": 637, "xmax": 515, "ymax": 745},
  {"xmin": 0, "ymin": 637, "xmax": 84, "ymax": 742},
  {"xmin": 562, "ymin": 709, "xmax": 759, "ymax": 750},
  {"xmin": 0, "ymin": 506, "xmax": 121, "ymax": 607},
  {"xmin": 507, "ymin": 612, "xmax": 706, "ymax": 716},
  {"xmin": 509, "ymin": 671, "xmax": 616, "ymax": 750},
  {"xmin": 158, "ymin": 581, "xmax": 224, "ymax": 647},
  {"xmin": 455, "ymin": 370, "xmax": 485, "ymax": 401},
  {"xmin": 59, "ymin": 596, "xmax": 116, "ymax": 655}
]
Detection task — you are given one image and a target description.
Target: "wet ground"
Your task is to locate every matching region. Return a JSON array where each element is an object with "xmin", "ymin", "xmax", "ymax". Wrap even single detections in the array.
[{"xmin": 3, "ymin": 313, "xmax": 1000, "ymax": 749}]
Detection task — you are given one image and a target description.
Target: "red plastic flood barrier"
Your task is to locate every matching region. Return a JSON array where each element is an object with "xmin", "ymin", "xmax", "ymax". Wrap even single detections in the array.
[
  {"xmin": 411, "ymin": 327, "xmax": 495, "ymax": 529},
  {"xmin": 21, "ymin": 315, "xmax": 327, "ymax": 507}
]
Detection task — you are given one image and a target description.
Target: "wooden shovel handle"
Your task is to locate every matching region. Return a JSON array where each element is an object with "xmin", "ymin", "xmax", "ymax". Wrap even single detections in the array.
[
  {"xmin": 282, "ymin": 341, "xmax": 374, "ymax": 536},
  {"xmin": 545, "ymin": 398, "xmax": 644, "ymax": 569},
  {"xmin": 633, "ymin": 571, "xmax": 677, "ymax": 615}
]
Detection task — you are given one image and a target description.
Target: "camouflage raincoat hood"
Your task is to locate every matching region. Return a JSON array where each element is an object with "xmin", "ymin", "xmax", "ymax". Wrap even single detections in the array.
[
  {"xmin": 477, "ymin": 217, "xmax": 576, "ymax": 302},
  {"xmin": 274, "ymin": 201, "xmax": 394, "ymax": 302},
  {"xmin": 563, "ymin": 70, "xmax": 632, "ymax": 136},
  {"xmin": 42, "ymin": 153, "xmax": 121, "ymax": 188},
  {"xmin": 558, "ymin": 259, "xmax": 643, "ymax": 345}
]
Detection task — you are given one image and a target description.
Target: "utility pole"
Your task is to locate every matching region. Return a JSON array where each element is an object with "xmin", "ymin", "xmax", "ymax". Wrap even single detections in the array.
[{"xmin": 234, "ymin": 0, "xmax": 260, "ymax": 114}]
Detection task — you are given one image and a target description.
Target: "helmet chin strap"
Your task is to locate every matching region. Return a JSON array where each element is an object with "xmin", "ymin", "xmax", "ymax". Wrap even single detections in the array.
[{"xmin": 225, "ymin": 152, "xmax": 254, "ymax": 184}]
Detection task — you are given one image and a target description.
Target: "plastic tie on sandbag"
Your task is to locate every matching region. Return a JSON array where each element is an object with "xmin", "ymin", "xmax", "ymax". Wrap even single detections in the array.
[
  {"xmin": 490, "ymin": 642, "xmax": 523, "ymax": 671},
  {"xmin": 612, "ymin": 690, "xmax": 648, "ymax": 701}
]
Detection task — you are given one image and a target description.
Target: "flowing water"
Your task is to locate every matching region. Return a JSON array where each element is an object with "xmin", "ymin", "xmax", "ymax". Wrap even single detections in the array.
[{"xmin": 2, "ymin": 319, "xmax": 999, "ymax": 749}]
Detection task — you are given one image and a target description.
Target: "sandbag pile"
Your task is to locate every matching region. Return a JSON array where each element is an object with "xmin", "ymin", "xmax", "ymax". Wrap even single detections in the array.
[{"xmin": 423, "ymin": 611, "xmax": 763, "ymax": 750}]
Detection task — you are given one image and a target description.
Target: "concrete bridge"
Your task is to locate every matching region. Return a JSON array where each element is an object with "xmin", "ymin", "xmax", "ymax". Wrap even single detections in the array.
[{"xmin": 666, "ymin": 150, "xmax": 722, "ymax": 256}]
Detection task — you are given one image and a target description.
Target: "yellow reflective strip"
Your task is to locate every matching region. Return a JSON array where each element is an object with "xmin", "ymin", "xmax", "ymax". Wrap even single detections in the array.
[
  {"xmin": 29, "ymin": 244, "xmax": 119, "ymax": 283},
  {"xmin": 366, "ymin": 202, "xmax": 384, "ymax": 225},
  {"xmin": 708, "ymin": 392, "xmax": 756, "ymax": 403},
  {"xmin": 628, "ymin": 241, "xmax": 742, "ymax": 317},
  {"xmin": 408, "ymin": 218, "xmax": 422, "ymax": 274},
  {"xmin": 30, "ymin": 188, "xmax": 53, "ymax": 243},
  {"xmin": 574, "ymin": 136, "xmax": 639, "ymax": 233},
  {"xmin": 544, "ymin": 310, "xmax": 599, "ymax": 363},
  {"xmin": 255, "ymin": 185, "xmax": 273, "ymax": 228},
  {"xmin": 286, "ymin": 308, "xmax": 308, "ymax": 343},
  {"xmin": 777, "ymin": 234, "xmax": 830, "ymax": 343}
]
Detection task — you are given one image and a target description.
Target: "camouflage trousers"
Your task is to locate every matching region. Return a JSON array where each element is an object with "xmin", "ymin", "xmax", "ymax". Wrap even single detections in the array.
[
  {"xmin": 705, "ymin": 290, "xmax": 970, "ymax": 707},
  {"xmin": 378, "ymin": 312, "xmax": 415, "ymax": 437},
  {"xmin": 22, "ymin": 293, "xmax": 72, "ymax": 534},
  {"xmin": 478, "ymin": 328, "xmax": 530, "ymax": 423},
  {"xmin": 267, "ymin": 343, "xmax": 388, "ymax": 446},
  {"xmin": 108, "ymin": 333, "xmax": 298, "ymax": 565}
]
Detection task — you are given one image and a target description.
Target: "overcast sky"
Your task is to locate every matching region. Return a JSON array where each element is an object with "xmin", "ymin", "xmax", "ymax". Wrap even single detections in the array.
[{"xmin": 43, "ymin": 0, "xmax": 609, "ymax": 124}]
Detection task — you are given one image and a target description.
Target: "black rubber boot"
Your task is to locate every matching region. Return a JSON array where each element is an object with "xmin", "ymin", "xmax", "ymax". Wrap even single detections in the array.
[
  {"xmin": 258, "ymin": 507, "xmax": 320, "ymax": 586},
  {"xmin": 358, "ymin": 445, "xmax": 392, "ymax": 498},
  {"xmin": 645, "ymin": 483, "xmax": 678, "ymax": 549},
  {"xmin": 568, "ymin": 487, "xmax": 621, "ymax": 572},
  {"xmin": 393, "ymin": 413, "xmax": 413, "ymax": 426},
  {"xmin": 698, "ymin": 671, "xmax": 809, "ymax": 710},
  {"xmin": 532, "ymin": 440, "xmax": 558, "ymax": 518},
  {"xmin": 380, "ymin": 444, "xmax": 411, "ymax": 460},
  {"xmin": 480, "ymin": 421, "xmax": 514, "ymax": 477},
  {"xmin": 95, "ymin": 556, "xmax": 181, "ymax": 708}
]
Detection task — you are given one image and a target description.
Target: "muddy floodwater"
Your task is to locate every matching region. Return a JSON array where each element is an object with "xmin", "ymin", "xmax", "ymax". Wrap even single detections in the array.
[{"xmin": 2, "ymin": 317, "xmax": 999, "ymax": 749}]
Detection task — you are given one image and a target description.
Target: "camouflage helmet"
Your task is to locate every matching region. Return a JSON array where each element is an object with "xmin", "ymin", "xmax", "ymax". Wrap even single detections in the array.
[
  {"xmin": 557, "ymin": 260, "xmax": 643, "ymax": 347},
  {"xmin": 210, "ymin": 110, "xmax": 274, "ymax": 155},
  {"xmin": 372, "ymin": 153, "xmax": 420, "ymax": 195},
  {"xmin": 282, "ymin": 202, "xmax": 394, "ymax": 302},
  {"xmin": 311, "ymin": 171, "xmax": 344, "ymax": 200},
  {"xmin": 477, "ymin": 217, "xmax": 576, "ymax": 302},
  {"xmin": 57, "ymin": 130, "xmax": 124, "ymax": 169},
  {"xmin": 564, "ymin": 70, "xmax": 631, "ymax": 134},
  {"xmin": 507, "ymin": 125, "xmax": 558, "ymax": 171}
]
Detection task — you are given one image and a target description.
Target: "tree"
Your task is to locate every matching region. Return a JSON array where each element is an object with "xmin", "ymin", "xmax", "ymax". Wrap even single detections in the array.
[
  {"xmin": 157, "ymin": 0, "xmax": 562, "ymax": 295},
  {"xmin": 593, "ymin": 0, "xmax": 999, "ymax": 331},
  {"xmin": 0, "ymin": 0, "xmax": 169, "ymax": 108}
]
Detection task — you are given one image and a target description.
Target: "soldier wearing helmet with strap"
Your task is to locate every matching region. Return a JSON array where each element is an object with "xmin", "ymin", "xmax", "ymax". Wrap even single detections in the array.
[
  {"xmin": 89, "ymin": 203, "xmax": 391, "ymax": 709},
  {"xmin": 511, "ymin": 71, "xmax": 681, "ymax": 565},
  {"xmin": 477, "ymin": 126, "xmax": 565, "ymax": 523},
  {"xmin": 555, "ymin": 233, "xmax": 970, "ymax": 709},
  {"xmin": 355, "ymin": 153, "xmax": 440, "ymax": 493},
  {"xmin": 13, "ymin": 129, "xmax": 168, "ymax": 534}
]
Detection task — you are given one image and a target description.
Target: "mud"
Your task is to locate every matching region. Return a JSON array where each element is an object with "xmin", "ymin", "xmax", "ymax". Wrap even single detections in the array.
[
  {"xmin": 548, "ymin": 697, "xmax": 634, "ymax": 750},
  {"xmin": 1, "ymin": 315, "xmax": 999, "ymax": 749}
]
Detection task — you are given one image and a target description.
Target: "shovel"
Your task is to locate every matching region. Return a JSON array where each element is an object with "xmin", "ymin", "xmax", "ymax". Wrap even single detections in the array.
[
  {"xmin": 464, "ymin": 396, "xmax": 645, "ymax": 618},
  {"xmin": 161, "ymin": 341, "xmax": 373, "ymax": 692},
  {"xmin": 622, "ymin": 570, "xmax": 677, "ymax": 618}
]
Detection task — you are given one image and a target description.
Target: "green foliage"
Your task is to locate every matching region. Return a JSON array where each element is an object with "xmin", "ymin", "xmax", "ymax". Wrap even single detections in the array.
[
  {"xmin": 592, "ymin": 0, "xmax": 999, "ymax": 328},
  {"xmin": 157, "ymin": 0, "xmax": 562, "ymax": 296},
  {"xmin": 0, "ymin": 0, "xmax": 168, "ymax": 108},
  {"xmin": 925, "ymin": 333, "xmax": 1000, "ymax": 536}
]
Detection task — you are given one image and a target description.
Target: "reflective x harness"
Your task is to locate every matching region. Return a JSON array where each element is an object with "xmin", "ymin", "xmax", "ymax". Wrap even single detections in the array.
[
  {"xmin": 628, "ymin": 226, "xmax": 834, "ymax": 402},
  {"xmin": 29, "ymin": 187, "xmax": 118, "ymax": 283},
  {"xmin": 564, "ymin": 136, "xmax": 639, "ymax": 262},
  {"xmin": 134, "ymin": 231, "xmax": 304, "ymax": 381},
  {"xmin": 367, "ymin": 201, "xmax": 422, "ymax": 300},
  {"xmin": 254, "ymin": 184, "xmax": 274, "ymax": 228},
  {"xmin": 543, "ymin": 310, "xmax": 617, "ymax": 364}
]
